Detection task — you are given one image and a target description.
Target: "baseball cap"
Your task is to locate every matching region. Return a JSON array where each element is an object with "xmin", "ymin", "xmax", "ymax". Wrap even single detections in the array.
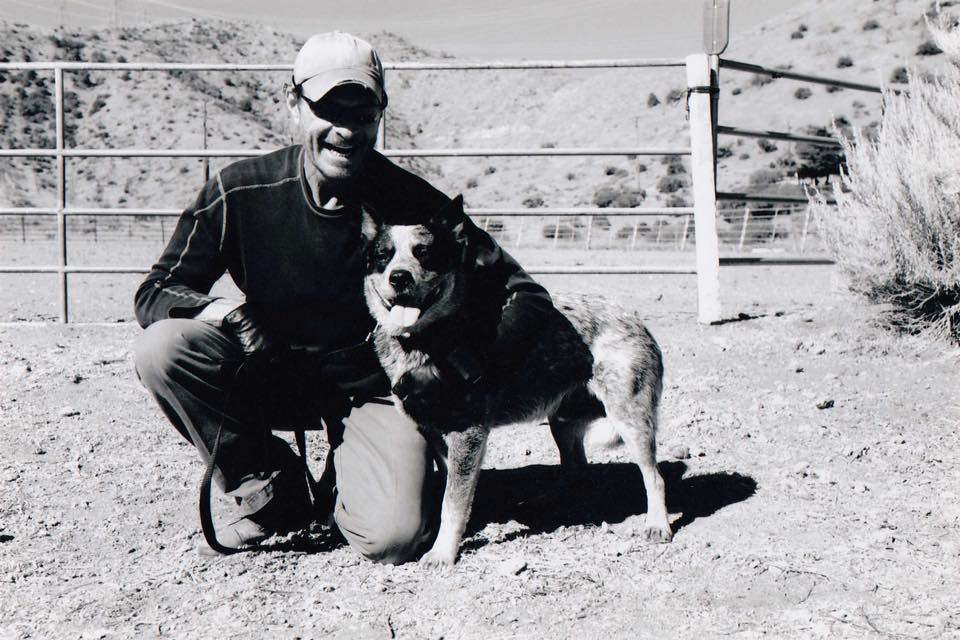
[{"xmin": 292, "ymin": 31, "xmax": 387, "ymax": 107}]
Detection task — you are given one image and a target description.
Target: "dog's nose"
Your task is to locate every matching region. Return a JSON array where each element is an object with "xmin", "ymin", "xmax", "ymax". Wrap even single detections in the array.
[{"xmin": 389, "ymin": 269, "xmax": 413, "ymax": 290}]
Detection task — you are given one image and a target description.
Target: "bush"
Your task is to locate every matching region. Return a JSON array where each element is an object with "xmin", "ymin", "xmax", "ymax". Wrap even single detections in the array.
[
  {"xmin": 916, "ymin": 40, "xmax": 943, "ymax": 55},
  {"xmin": 593, "ymin": 185, "xmax": 646, "ymax": 208},
  {"xmin": 811, "ymin": 41, "xmax": 960, "ymax": 342},
  {"xmin": 522, "ymin": 196, "xmax": 545, "ymax": 208},
  {"xmin": 647, "ymin": 92, "xmax": 660, "ymax": 107},
  {"xmin": 837, "ymin": 56, "xmax": 854, "ymax": 68},
  {"xmin": 890, "ymin": 66, "xmax": 909, "ymax": 83},
  {"xmin": 790, "ymin": 30, "xmax": 804, "ymax": 39},
  {"xmin": 717, "ymin": 146, "xmax": 733, "ymax": 159},
  {"xmin": 863, "ymin": 19, "xmax": 881, "ymax": 30},
  {"xmin": 758, "ymin": 138, "xmax": 778, "ymax": 153},
  {"xmin": 657, "ymin": 175, "xmax": 687, "ymax": 194},
  {"xmin": 663, "ymin": 155, "xmax": 686, "ymax": 174},
  {"xmin": 794, "ymin": 87, "xmax": 813, "ymax": 100}
]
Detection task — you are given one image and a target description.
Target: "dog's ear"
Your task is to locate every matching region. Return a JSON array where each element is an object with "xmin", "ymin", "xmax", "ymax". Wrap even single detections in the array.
[
  {"xmin": 430, "ymin": 195, "xmax": 466, "ymax": 233},
  {"xmin": 360, "ymin": 203, "xmax": 379, "ymax": 244}
]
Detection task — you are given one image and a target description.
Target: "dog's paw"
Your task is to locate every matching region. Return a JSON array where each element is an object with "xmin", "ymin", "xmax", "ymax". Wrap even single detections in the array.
[
  {"xmin": 643, "ymin": 523, "xmax": 674, "ymax": 543},
  {"xmin": 420, "ymin": 546, "xmax": 458, "ymax": 568}
]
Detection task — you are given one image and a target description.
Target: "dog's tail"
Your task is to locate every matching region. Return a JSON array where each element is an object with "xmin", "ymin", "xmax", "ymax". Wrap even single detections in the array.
[{"xmin": 585, "ymin": 419, "xmax": 624, "ymax": 449}]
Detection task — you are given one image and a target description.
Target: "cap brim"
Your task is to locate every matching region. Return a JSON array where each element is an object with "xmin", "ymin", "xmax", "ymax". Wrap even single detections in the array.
[{"xmin": 299, "ymin": 67, "xmax": 384, "ymax": 103}]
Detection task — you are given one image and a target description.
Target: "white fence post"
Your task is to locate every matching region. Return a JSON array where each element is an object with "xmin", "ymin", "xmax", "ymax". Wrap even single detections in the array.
[{"xmin": 685, "ymin": 53, "xmax": 722, "ymax": 324}]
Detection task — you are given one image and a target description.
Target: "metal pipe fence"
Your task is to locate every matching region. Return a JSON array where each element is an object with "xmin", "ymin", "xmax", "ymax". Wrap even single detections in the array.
[
  {"xmin": 0, "ymin": 53, "xmax": 884, "ymax": 323},
  {"xmin": 0, "ymin": 58, "xmax": 699, "ymax": 322}
]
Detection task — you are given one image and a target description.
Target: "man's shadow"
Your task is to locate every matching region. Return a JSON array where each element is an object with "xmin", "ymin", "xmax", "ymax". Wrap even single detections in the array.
[{"xmin": 462, "ymin": 461, "xmax": 757, "ymax": 549}]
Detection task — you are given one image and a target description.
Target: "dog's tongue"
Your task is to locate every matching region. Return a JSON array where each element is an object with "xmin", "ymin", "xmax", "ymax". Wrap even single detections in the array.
[{"xmin": 388, "ymin": 305, "xmax": 421, "ymax": 328}]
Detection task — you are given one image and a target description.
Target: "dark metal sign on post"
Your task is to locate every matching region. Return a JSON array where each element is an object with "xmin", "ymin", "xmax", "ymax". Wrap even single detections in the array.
[{"xmin": 703, "ymin": 0, "xmax": 731, "ymax": 55}]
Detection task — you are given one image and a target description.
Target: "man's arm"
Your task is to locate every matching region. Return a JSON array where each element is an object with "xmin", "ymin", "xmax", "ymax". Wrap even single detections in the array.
[{"xmin": 134, "ymin": 176, "xmax": 232, "ymax": 328}]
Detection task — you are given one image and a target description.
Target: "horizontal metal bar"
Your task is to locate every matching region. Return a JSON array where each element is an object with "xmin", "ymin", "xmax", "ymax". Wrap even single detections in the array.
[
  {"xmin": 718, "ymin": 191, "xmax": 819, "ymax": 205},
  {"xmin": 719, "ymin": 256, "xmax": 835, "ymax": 266},
  {"xmin": 386, "ymin": 148, "xmax": 690, "ymax": 158},
  {"xmin": 0, "ymin": 266, "xmax": 149, "ymax": 273},
  {"xmin": 0, "ymin": 148, "xmax": 270, "ymax": 158},
  {"xmin": 468, "ymin": 207, "xmax": 693, "ymax": 216},
  {"xmin": 0, "ymin": 147, "xmax": 689, "ymax": 159},
  {"xmin": 527, "ymin": 266, "xmax": 696, "ymax": 275},
  {"xmin": 719, "ymin": 59, "xmax": 882, "ymax": 94},
  {"xmin": 0, "ymin": 206, "xmax": 694, "ymax": 218},
  {"xmin": 717, "ymin": 125, "xmax": 842, "ymax": 148},
  {"xmin": 0, "ymin": 265, "xmax": 699, "ymax": 276},
  {"xmin": 0, "ymin": 58, "xmax": 685, "ymax": 72}
]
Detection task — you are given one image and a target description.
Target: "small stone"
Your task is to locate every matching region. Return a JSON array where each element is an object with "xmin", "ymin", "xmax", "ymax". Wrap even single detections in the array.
[
  {"xmin": 789, "ymin": 359, "xmax": 804, "ymax": 373},
  {"xmin": 668, "ymin": 444, "xmax": 691, "ymax": 460},
  {"xmin": 816, "ymin": 399, "xmax": 834, "ymax": 410},
  {"xmin": 72, "ymin": 374, "xmax": 84, "ymax": 384}
]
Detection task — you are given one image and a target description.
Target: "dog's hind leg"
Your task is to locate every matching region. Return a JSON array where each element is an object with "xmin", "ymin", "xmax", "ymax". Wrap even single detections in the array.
[
  {"xmin": 608, "ymin": 414, "xmax": 672, "ymax": 542},
  {"xmin": 421, "ymin": 425, "xmax": 489, "ymax": 567},
  {"xmin": 549, "ymin": 415, "xmax": 590, "ymax": 472}
]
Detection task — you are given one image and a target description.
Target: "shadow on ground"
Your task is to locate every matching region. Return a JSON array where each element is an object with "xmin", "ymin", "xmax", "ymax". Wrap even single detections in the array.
[{"xmin": 463, "ymin": 461, "xmax": 757, "ymax": 549}]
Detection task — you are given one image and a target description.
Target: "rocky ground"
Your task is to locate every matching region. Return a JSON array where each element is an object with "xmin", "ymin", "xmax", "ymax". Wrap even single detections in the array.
[{"xmin": 1, "ymin": 264, "xmax": 958, "ymax": 639}]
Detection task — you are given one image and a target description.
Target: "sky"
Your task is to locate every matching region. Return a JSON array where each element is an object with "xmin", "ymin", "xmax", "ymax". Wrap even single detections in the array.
[{"xmin": 0, "ymin": 0, "xmax": 801, "ymax": 59}]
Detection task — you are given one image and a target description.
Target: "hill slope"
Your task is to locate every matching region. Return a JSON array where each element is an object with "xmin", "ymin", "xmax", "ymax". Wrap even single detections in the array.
[{"xmin": 0, "ymin": 0, "xmax": 955, "ymax": 218}]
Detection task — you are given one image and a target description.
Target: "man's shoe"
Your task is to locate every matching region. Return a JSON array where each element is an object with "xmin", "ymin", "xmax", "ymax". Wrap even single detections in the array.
[{"xmin": 218, "ymin": 468, "xmax": 315, "ymax": 547}]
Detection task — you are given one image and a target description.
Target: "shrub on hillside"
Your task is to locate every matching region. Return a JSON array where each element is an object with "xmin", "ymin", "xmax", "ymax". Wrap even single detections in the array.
[
  {"xmin": 522, "ymin": 196, "xmax": 545, "ymax": 208},
  {"xmin": 647, "ymin": 92, "xmax": 660, "ymax": 107},
  {"xmin": 794, "ymin": 87, "xmax": 813, "ymax": 100},
  {"xmin": 593, "ymin": 185, "xmax": 646, "ymax": 208},
  {"xmin": 837, "ymin": 56, "xmax": 854, "ymax": 68},
  {"xmin": 657, "ymin": 175, "xmax": 687, "ymax": 194},
  {"xmin": 666, "ymin": 88, "xmax": 685, "ymax": 104},
  {"xmin": 811, "ymin": 24, "xmax": 960, "ymax": 342},
  {"xmin": 758, "ymin": 138, "xmax": 778, "ymax": 153},
  {"xmin": 916, "ymin": 40, "xmax": 943, "ymax": 55},
  {"xmin": 791, "ymin": 30, "xmax": 804, "ymax": 39},
  {"xmin": 863, "ymin": 19, "xmax": 881, "ymax": 30},
  {"xmin": 890, "ymin": 66, "xmax": 909, "ymax": 83}
]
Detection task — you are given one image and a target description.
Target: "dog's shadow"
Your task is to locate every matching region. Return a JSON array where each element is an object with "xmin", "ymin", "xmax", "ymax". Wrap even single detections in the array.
[{"xmin": 462, "ymin": 461, "xmax": 757, "ymax": 551}]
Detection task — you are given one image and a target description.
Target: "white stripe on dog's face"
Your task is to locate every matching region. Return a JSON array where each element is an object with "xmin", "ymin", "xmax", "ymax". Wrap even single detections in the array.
[{"xmin": 366, "ymin": 223, "xmax": 445, "ymax": 308}]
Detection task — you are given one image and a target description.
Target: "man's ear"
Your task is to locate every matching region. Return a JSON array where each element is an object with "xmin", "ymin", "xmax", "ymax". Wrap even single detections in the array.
[
  {"xmin": 284, "ymin": 83, "xmax": 301, "ymax": 123},
  {"xmin": 431, "ymin": 194, "xmax": 466, "ymax": 232},
  {"xmin": 360, "ymin": 203, "xmax": 380, "ymax": 244}
]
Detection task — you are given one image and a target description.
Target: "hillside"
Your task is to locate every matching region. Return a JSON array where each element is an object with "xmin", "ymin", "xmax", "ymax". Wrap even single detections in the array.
[{"xmin": 0, "ymin": 0, "xmax": 955, "ymax": 220}]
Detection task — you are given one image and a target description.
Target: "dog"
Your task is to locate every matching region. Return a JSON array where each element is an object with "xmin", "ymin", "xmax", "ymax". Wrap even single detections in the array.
[{"xmin": 360, "ymin": 196, "xmax": 671, "ymax": 566}]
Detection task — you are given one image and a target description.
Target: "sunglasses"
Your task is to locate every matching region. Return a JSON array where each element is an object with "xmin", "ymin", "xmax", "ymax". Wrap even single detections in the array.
[{"xmin": 292, "ymin": 80, "xmax": 385, "ymax": 126}]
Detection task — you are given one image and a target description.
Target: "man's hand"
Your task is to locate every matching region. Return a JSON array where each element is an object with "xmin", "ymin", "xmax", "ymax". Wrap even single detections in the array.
[{"xmin": 222, "ymin": 303, "xmax": 277, "ymax": 357}]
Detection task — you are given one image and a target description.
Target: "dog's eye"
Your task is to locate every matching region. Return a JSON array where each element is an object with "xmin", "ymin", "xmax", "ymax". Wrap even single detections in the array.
[{"xmin": 412, "ymin": 245, "xmax": 430, "ymax": 262}]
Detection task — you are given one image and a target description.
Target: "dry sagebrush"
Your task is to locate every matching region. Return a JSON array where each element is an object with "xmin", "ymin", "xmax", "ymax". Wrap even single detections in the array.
[{"xmin": 811, "ymin": 16, "xmax": 960, "ymax": 342}]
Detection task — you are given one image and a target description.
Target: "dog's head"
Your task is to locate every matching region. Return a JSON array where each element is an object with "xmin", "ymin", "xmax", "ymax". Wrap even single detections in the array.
[{"xmin": 361, "ymin": 195, "xmax": 468, "ymax": 337}]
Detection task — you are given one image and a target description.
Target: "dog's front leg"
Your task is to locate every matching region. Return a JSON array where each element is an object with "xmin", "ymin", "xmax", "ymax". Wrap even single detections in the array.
[{"xmin": 421, "ymin": 425, "xmax": 488, "ymax": 567}]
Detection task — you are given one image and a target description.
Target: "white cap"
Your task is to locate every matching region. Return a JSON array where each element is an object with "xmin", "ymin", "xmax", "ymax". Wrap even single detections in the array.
[{"xmin": 292, "ymin": 31, "xmax": 386, "ymax": 105}]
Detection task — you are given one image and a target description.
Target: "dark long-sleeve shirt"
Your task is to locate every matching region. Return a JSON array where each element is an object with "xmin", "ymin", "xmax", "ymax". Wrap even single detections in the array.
[{"xmin": 135, "ymin": 145, "xmax": 549, "ymax": 357}]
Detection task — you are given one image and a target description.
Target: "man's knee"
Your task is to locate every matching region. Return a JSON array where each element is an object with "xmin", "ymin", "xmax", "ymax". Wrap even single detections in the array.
[
  {"xmin": 134, "ymin": 318, "xmax": 222, "ymax": 390},
  {"xmin": 337, "ymin": 508, "xmax": 433, "ymax": 565}
]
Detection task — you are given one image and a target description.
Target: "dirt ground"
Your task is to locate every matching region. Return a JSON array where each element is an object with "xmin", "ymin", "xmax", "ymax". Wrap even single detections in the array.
[{"xmin": 1, "ymin": 264, "xmax": 958, "ymax": 639}]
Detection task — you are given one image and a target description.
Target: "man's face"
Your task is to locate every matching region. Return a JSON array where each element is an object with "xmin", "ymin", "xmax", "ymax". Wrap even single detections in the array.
[{"xmin": 288, "ymin": 83, "xmax": 382, "ymax": 184}]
